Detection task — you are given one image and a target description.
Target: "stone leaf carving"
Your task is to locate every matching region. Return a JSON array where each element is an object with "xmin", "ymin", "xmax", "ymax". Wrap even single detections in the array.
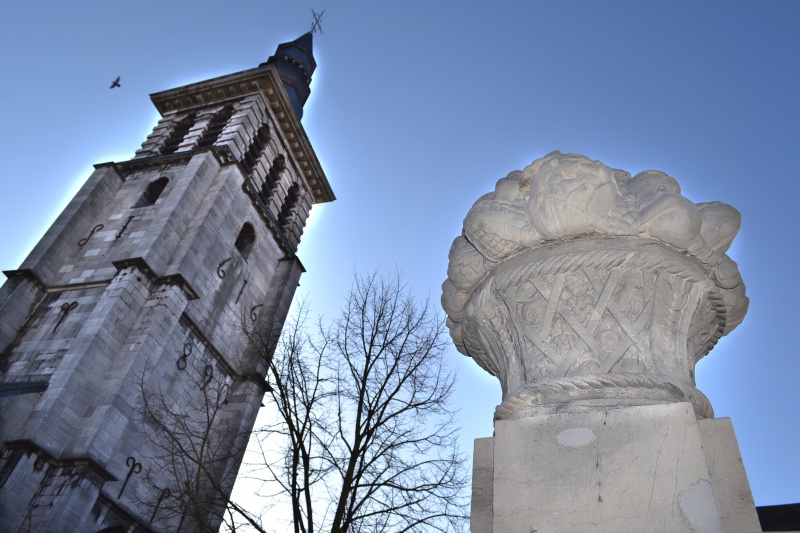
[{"xmin": 443, "ymin": 152, "xmax": 747, "ymax": 419}]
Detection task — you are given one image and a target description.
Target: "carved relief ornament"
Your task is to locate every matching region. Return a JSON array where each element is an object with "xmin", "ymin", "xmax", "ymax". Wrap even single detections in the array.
[{"xmin": 442, "ymin": 151, "xmax": 747, "ymax": 419}]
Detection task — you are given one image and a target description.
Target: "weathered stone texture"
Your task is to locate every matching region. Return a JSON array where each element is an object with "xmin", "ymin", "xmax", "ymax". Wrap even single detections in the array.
[
  {"xmin": 472, "ymin": 403, "xmax": 759, "ymax": 533},
  {"xmin": 492, "ymin": 403, "xmax": 723, "ymax": 533},
  {"xmin": 698, "ymin": 418, "xmax": 762, "ymax": 532},
  {"xmin": 471, "ymin": 438, "xmax": 494, "ymax": 533}
]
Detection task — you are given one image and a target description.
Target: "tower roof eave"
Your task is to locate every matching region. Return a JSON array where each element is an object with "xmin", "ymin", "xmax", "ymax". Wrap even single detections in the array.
[{"xmin": 148, "ymin": 64, "xmax": 334, "ymax": 204}]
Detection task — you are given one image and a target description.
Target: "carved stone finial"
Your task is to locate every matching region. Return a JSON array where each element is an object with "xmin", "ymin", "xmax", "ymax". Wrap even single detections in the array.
[{"xmin": 443, "ymin": 151, "xmax": 747, "ymax": 419}]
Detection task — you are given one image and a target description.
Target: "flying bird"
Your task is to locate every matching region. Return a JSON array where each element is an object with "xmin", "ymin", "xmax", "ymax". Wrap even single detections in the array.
[{"xmin": 110, "ymin": 76, "xmax": 121, "ymax": 89}]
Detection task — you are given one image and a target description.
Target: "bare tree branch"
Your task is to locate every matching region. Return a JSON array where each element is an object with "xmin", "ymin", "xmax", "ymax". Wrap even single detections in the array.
[
  {"xmin": 136, "ymin": 360, "xmax": 269, "ymax": 532},
  {"xmin": 245, "ymin": 272, "xmax": 469, "ymax": 532},
  {"xmin": 135, "ymin": 271, "xmax": 468, "ymax": 532}
]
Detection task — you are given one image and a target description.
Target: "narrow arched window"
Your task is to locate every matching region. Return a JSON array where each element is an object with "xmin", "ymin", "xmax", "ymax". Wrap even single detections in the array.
[
  {"xmin": 133, "ymin": 177, "xmax": 168, "ymax": 208},
  {"xmin": 235, "ymin": 223, "xmax": 256, "ymax": 259}
]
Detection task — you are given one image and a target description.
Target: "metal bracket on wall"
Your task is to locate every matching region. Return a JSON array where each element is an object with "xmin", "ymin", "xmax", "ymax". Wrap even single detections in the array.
[
  {"xmin": 176, "ymin": 343, "xmax": 193, "ymax": 370},
  {"xmin": 235, "ymin": 279, "xmax": 248, "ymax": 304},
  {"xmin": 220, "ymin": 383, "xmax": 230, "ymax": 405},
  {"xmin": 118, "ymin": 456, "xmax": 142, "ymax": 499},
  {"xmin": 53, "ymin": 302, "xmax": 78, "ymax": 333},
  {"xmin": 150, "ymin": 487, "xmax": 171, "ymax": 524},
  {"xmin": 200, "ymin": 365, "xmax": 214, "ymax": 390},
  {"xmin": 78, "ymin": 224, "xmax": 104, "ymax": 246},
  {"xmin": 217, "ymin": 257, "xmax": 232, "ymax": 278},
  {"xmin": 115, "ymin": 216, "xmax": 135, "ymax": 240}
]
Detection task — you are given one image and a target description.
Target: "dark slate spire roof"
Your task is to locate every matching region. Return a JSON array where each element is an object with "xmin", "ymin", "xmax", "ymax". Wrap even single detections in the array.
[{"xmin": 263, "ymin": 32, "xmax": 316, "ymax": 120}]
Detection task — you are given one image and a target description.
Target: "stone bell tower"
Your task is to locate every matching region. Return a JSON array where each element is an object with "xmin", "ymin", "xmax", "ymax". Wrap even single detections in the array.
[{"xmin": 0, "ymin": 32, "xmax": 334, "ymax": 532}]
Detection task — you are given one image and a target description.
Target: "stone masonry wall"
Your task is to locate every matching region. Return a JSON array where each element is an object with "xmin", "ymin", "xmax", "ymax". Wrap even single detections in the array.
[{"xmin": 0, "ymin": 146, "xmax": 306, "ymax": 531}]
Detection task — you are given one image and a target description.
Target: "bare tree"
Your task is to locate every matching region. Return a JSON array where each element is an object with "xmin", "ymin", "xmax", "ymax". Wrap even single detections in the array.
[
  {"xmin": 247, "ymin": 301, "xmax": 332, "ymax": 533},
  {"xmin": 245, "ymin": 272, "xmax": 469, "ymax": 532},
  {"xmin": 137, "ymin": 361, "xmax": 268, "ymax": 532}
]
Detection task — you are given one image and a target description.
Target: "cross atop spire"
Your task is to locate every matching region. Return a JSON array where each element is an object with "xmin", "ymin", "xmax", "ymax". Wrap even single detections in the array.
[{"xmin": 310, "ymin": 9, "xmax": 325, "ymax": 34}]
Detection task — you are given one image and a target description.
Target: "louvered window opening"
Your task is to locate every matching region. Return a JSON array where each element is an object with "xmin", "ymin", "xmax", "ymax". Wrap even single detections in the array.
[
  {"xmin": 196, "ymin": 105, "xmax": 236, "ymax": 150},
  {"xmin": 160, "ymin": 113, "xmax": 197, "ymax": 155},
  {"xmin": 242, "ymin": 124, "xmax": 271, "ymax": 177},
  {"xmin": 277, "ymin": 184, "xmax": 299, "ymax": 230}
]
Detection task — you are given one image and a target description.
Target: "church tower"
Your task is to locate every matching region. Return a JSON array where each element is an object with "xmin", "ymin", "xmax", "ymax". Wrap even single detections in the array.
[{"xmin": 0, "ymin": 33, "xmax": 333, "ymax": 532}]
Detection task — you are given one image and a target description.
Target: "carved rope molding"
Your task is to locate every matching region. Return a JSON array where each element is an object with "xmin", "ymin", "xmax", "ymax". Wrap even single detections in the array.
[
  {"xmin": 494, "ymin": 373, "xmax": 714, "ymax": 421},
  {"xmin": 461, "ymin": 244, "xmax": 725, "ymax": 417}
]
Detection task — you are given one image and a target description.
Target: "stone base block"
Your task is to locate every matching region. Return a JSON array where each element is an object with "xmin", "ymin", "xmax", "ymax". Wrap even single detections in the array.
[{"xmin": 472, "ymin": 402, "xmax": 760, "ymax": 533}]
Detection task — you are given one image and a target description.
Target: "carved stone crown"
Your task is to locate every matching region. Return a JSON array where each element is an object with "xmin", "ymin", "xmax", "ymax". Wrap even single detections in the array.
[{"xmin": 442, "ymin": 151, "xmax": 747, "ymax": 419}]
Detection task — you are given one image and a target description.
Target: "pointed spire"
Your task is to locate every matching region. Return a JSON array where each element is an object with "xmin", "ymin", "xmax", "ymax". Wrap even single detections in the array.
[
  {"xmin": 263, "ymin": 33, "xmax": 317, "ymax": 120},
  {"xmin": 293, "ymin": 31, "xmax": 313, "ymax": 53}
]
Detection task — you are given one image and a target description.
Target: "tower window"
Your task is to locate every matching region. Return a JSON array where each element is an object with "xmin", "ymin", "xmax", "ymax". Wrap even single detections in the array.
[
  {"xmin": 242, "ymin": 124, "xmax": 271, "ymax": 176},
  {"xmin": 260, "ymin": 154, "xmax": 286, "ymax": 202},
  {"xmin": 160, "ymin": 112, "xmax": 197, "ymax": 155},
  {"xmin": 235, "ymin": 223, "xmax": 256, "ymax": 259},
  {"xmin": 133, "ymin": 177, "xmax": 169, "ymax": 208},
  {"xmin": 277, "ymin": 184, "xmax": 300, "ymax": 230},
  {"xmin": 196, "ymin": 105, "xmax": 236, "ymax": 150}
]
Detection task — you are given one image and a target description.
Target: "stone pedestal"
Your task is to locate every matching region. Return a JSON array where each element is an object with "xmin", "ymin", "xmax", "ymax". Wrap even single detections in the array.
[
  {"xmin": 472, "ymin": 403, "xmax": 760, "ymax": 533},
  {"xmin": 443, "ymin": 152, "xmax": 758, "ymax": 532}
]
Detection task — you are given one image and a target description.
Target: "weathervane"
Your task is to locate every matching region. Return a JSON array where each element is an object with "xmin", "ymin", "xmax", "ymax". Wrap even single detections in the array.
[{"xmin": 310, "ymin": 9, "xmax": 325, "ymax": 34}]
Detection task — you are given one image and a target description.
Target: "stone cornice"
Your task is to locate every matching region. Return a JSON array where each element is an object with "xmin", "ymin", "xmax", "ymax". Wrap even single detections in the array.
[
  {"xmin": 2, "ymin": 439, "xmax": 117, "ymax": 482},
  {"xmin": 2, "ymin": 268, "xmax": 46, "ymax": 289},
  {"xmin": 3, "ymin": 261, "xmax": 201, "ymax": 301},
  {"xmin": 148, "ymin": 64, "xmax": 334, "ymax": 206},
  {"xmin": 102, "ymin": 151, "xmax": 194, "ymax": 177},
  {"xmin": 111, "ymin": 258, "xmax": 199, "ymax": 301},
  {"xmin": 3, "ymin": 268, "xmax": 112, "ymax": 293},
  {"xmin": 92, "ymin": 161, "xmax": 126, "ymax": 181}
]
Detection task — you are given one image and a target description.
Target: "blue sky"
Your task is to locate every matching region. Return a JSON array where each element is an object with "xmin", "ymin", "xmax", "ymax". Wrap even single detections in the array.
[{"xmin": 1, "ymin": 0, "xmax": 799, "ymax": 510}]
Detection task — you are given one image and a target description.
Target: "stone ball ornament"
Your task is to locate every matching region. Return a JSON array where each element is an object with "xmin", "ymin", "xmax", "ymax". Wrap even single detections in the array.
[{"xmin": 442, "ymin": 151, "xmax": 747, "ymax": 420}]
